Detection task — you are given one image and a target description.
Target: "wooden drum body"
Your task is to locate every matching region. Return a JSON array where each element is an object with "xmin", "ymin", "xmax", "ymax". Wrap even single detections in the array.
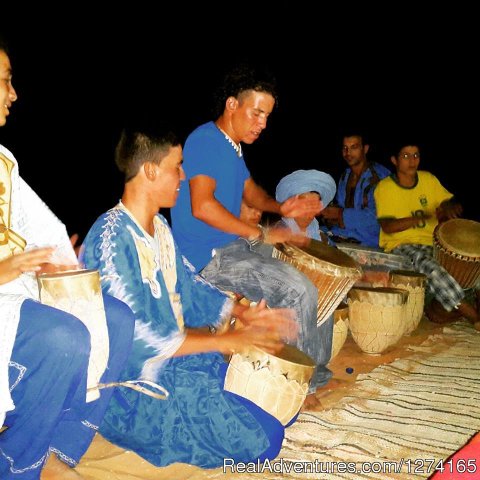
[
  {"xmin": 37, "ymin": 269, "xmax": 109, "ymax": 402},
  {"xmin": 273, "ymin": 240, "xmax": 362, "ymax": 327},
  {"xmin": 348, "ymin": 286, "xmax": 408, "ymax": 354},
  {"xmin": 224, "ymin": 344, "xmax": 315, "ymax": 425},
  {"xmin": 433, "ymin": 219, "xmax": 480, "ymax": 289},
  {"xmin": 389, "ymin": 270, "xmax": 426, "ymax": 335}
]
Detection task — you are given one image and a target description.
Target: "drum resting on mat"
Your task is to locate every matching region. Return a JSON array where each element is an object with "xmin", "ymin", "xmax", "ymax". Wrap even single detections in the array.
[
  {"xmin": 433, "ymin": 218, "xmax": 480, "ymax": 289},
  {"xmin": 389, "ymin": 270, "xmax": 426, "ymax": 335},
  {"xmin": 224, "ymin": 344, "xmax": 315, "ymax": 425},
  {"xmin": 273, "ymin": 240, "xmax": 362, "ymax": 327},
  {"xmin": 347, "ymin": 286, "xmax": 409, "ymax": 354}
]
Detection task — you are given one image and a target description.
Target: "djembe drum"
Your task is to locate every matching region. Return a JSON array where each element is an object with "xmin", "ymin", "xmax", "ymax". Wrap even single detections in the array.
[
  {"xmin": 389, "ymin": 270, "xmax": 426, "ymax": 335},
  {"xmin": 347, "ymin": 286, "xmax": 408, "ymax": 354},
  {"xmin": 273, "ymin": 240, "xmax": 362, "ymax": 327},
  {"xmin": 224, "ymin": 344, "xmax": 315, "ymax": 425},
  {"xmin": 331, "ymin": 302, "xmax": 349, "ymax": 361},
  {"xmin": 37, "ymin": 269, "xmax": 110, "ymax": 402},
  {"xmin": 38, "ymin": 269, "xmax": 169, "ymax": 401},
  {"xmin": 433, "ymin": 219, "xmax": 480, "ymax": 289}
]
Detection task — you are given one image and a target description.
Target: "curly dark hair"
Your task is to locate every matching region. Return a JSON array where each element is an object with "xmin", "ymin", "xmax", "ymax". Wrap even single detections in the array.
[{"xmin": 213, "ymin": 63, "xmax": 278, "ymax": 118}]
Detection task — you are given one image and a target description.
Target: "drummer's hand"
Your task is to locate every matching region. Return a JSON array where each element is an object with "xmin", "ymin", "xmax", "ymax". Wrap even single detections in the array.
[
  {"xmin": 436, "ymin": 200, "xmax": 463, "ymax": 222},
  {"xmin": 239, "ymin": 299, "xmax": 298, "ymax": 342},
  {"xmin": 36, "ymin": 262, "xmax": 80, "ymax": 276},
  {"xmin": 222, "ymin": 326, "xmax": 284, "ymax": 355},
  {"xmin": 0, "ymin": 247, "xmax": 54, "ymax": 285},
  {"xmin": 263, "ymin": 226, "xmax": 309, "ymax": 247},
  {"xmin": 280, "ymin": 195, "xmax": 322, "ymax": 219},
  {"xmin": 320, "ymin": 206, "xmax": 344, "ymax": 228}
]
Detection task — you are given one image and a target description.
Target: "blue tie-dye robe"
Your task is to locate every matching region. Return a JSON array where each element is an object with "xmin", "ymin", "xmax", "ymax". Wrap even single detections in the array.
[{"xmin": 81, "ymin": 206, "xmax": 272, "ymax": 467}]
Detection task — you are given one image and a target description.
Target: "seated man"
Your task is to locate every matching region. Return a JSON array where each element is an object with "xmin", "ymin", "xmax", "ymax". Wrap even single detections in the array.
[
  {"xmin": 0, "ymin": 39, "xmax": 134, "ymax": 480},
  {"xmin": 81, "ymin": 125, "xmax": 299, "ymax": 468},
  {"xmin": 374, "ymin": 141, "xmax": 480, "ymax": 325},
  {"xmin": 275, "ymin": 169, "xmax": 336, "ymax": 244},
  {"xmin": 320, "ymin": 132, "xmax": 390, "ymax": 247},
  {"xmin": 171, "ymin": 64, "xmax": 330, "ymax": 396}
]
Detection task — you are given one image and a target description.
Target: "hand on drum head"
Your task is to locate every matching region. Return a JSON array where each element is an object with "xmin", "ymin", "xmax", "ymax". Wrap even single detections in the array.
[
  {"xmin": 233, "ymin": 299, "xmax": 298, "ymax": 353},
  {"xmin": 264, "ymin": 225, "xmax": 310, "ymax": 247},
  {"xmin": 436, "ymin": 200, "xmax": 463, "ymax": 222},
  {"xmin": 279, "ymin": 195, "xmax": 322, "ymax": 219},
  {"xmin": 0, "ymin": 247, "xmax": 54, "ymax": 285},
  {"xmin": 237, "ymin": 300, "xmax": 298, "ymax": 346},
  {"xmin": 36, "ymin": 261, "xmax": 81, "ymax": 276}
]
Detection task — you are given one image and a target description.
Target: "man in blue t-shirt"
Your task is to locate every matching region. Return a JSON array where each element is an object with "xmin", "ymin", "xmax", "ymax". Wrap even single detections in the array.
[{"xmin": 171, "ymin": 64, "xmax": 333, "ymax": 402}]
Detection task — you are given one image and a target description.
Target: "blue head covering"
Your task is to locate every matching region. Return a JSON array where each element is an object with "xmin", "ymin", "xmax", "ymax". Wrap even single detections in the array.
[
  {"xmin": 275, "ymin": 169, "xmax": 336, "ymax": 206},
  {"xmin": 275, "ymin": 169, "xmax": 336, "ymax": 241}
]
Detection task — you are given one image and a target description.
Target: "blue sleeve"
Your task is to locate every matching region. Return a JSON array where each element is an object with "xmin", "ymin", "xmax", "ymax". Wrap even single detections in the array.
[
  {"xmin": 174, "ymin": 245, "xmax": 233, "ymax": 329},
  {"xmin": 183, "ymin": 134, "xmax": 222, "ymax": 181}
]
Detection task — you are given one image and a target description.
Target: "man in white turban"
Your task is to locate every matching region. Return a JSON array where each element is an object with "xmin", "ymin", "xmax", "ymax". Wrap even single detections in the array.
[{"xmin": 276, "ymin": 170, "xmax": 336, "ymax": 242}]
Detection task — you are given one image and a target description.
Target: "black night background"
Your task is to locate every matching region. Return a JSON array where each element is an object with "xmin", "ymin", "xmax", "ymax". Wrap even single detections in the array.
[{"xmin": 1, "ymin": 4, "xmax": 477, "ymax": 242}]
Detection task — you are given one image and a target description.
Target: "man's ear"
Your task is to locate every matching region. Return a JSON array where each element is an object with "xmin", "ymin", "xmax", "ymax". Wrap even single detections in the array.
[
  {"xmin": 143, "ymin": 162, "xmax": 157, "ymax": 181},
  {"xmin": 364, "ymin": 144, "xmax": 370, "ymax": 155},
  {"xmin": 390, "ymin": 156, "xmax": 397, "ymax": 168},
  {"xmin": 226, "ymin": 96, "xmax": 238, "ymax": 112}
]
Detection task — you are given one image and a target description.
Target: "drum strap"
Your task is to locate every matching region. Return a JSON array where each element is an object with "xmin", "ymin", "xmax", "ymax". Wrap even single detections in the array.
[{"xmin": 89, "ymin": 379, "xmax": 169, "ymax": 400}]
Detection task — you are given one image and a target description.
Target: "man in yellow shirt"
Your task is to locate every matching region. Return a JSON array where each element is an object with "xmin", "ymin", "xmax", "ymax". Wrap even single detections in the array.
[{"xmin": 374, "ymin": 142, "xmax": 479, "ymax": 325}]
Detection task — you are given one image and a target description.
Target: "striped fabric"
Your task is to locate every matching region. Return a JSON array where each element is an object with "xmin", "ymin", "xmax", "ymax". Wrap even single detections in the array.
[
  {"xmin": 268, "ymin": 322, "xmax": 480, "ymax": 479},
  {"xmin": 206, "ymin": 322, "xmax": 479, "ymax": 479}
]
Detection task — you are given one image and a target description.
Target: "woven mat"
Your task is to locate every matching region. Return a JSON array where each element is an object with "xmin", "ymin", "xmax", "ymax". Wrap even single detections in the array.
[{"xmin": 76, "ymin": 322, "xmax": 480, "ymax": 480}]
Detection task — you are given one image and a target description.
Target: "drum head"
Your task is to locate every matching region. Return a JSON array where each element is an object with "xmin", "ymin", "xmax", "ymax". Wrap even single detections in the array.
[
  {"xmin": 389, "ymin": 269, "xmax": 426, "ymax": 288},
  {"xmin": 435, "ymin": 219, "xmax": 480, "ymax": 259},
  {"xmin": 38, "ymin": 268, "xmax": 98, "ymax": 280},
  {"xmin": 348, "ymin": 286, "xmax": 409, "ymax": 306},
  {"xmin": 275, "ymin": 239, "xmax": 362, "ymax": 278}
]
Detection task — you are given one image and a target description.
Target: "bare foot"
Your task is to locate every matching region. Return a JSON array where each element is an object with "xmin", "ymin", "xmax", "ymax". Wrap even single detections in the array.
[{"xmin": 41, "ymin": 454, "xmax": 84, "ymax": 480}]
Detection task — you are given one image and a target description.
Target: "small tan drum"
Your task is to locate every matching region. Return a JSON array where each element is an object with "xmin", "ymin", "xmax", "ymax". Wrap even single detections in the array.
[
  {"xmin": 330, "ymin": 302, "xmax": 349, "ymax": 361},
  {"xmin": 433, "ymin": 219, "xmax": 480, "ymax": 289},
  {"xmin": 389, "ymin": 270, "xmax": 426, "ymax": 335},
  {"xmin": 37, "ymin": 269, "xmax": 110, "ymax": 402},
  {"xmin": 273, "ymin": 240, "xmax": 362, "ymax": 327},
  {"xmin": 347, "ymin": 286, "xmax": 408, "ymax": 354},
  {"xmin": 224, "ymin": 344, "xmax": 315, "ymax": 425}
]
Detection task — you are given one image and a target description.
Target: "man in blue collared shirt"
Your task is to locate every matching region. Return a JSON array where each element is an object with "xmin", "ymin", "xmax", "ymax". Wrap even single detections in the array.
[{"xmin": 320, "ymin": 133, "xmax": 391, "ymax": 247}]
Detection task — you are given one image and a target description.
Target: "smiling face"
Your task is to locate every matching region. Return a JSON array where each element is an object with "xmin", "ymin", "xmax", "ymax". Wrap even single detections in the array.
[
  {"xmin": 229, "ymin": 90, "xmax": 275, "ymax": 145},
  {"xmin": 0, "ymin": 50, "xmax": 18, "ymax": 127}
]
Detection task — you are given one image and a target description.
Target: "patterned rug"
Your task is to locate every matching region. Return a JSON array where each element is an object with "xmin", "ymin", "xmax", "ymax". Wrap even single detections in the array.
[
  {"xmin": 77, "ymin": 322, "xmax": 480, "ymax": 480},
  {"xmin": 256, "ymin": 322, "xmax": 480, "ymax": 480}
]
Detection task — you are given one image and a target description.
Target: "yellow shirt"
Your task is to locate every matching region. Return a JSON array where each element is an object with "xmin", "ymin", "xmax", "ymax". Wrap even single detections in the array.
[{"xmin": 374, "ymin": 171, "xmax": 452, "ymax": 251}]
